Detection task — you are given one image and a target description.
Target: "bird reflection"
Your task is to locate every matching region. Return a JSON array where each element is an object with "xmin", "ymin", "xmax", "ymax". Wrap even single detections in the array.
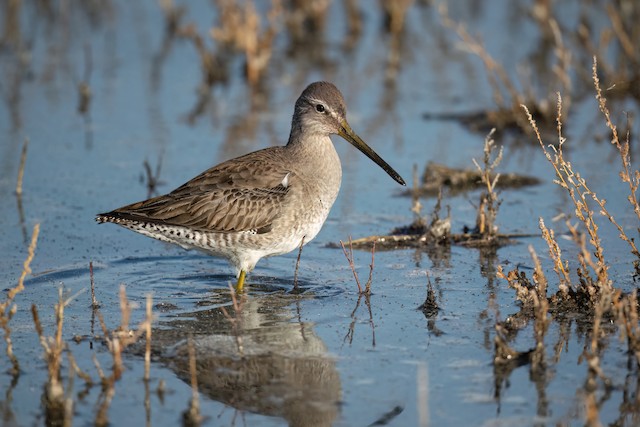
[{"xmin": 148, "ymin": 289, "xmax": 341, "ymax": 427}]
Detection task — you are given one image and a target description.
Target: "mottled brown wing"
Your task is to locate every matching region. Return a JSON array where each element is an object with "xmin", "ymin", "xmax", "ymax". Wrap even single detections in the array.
[{"xmin": 103, "ymin": 148, "xmax": 293, "ymax": 233}]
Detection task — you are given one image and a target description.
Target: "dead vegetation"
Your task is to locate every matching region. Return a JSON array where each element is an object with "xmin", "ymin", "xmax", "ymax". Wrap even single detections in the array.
[
  {"xmin": 495, "ymin": 58, "xmax": 640, "ymax": 422},
  {"xmin": 1, "ymin": 223, "xmax": 40, "ymax": 376},
  {"xmin": 345, "ymin": 129, "xmax": 534, "ymax": 251},
  {"xmin": 500, "ymin": 58, "xmax": 639, "ymax": 312},
  {"xmin": 3, "ymin": 1, "xmax": 640, "ymax": 425},
  {"xmin": 341, "ymin": 237, "xmax": 377, "ymax": 347},
  {"xmin": 3, "ymin": 250, "xmax": 163, "ymax": 426}
]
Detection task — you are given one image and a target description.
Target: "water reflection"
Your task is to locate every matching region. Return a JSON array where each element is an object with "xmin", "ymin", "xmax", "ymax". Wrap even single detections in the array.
[{"xmin": 149, "ymin": 289, "xmax": 341, "ymax": 427}]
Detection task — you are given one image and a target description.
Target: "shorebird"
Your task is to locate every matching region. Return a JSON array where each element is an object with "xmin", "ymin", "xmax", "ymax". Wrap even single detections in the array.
[{"xmin": 97, "ymin": 82, "xmax": 405, "ymax": 291}]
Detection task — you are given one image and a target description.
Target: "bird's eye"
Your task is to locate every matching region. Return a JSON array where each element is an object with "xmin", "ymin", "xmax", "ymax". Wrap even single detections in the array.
[{"xmin": 315, "ymin": 104, "xmax": 325, "ymax": 113}]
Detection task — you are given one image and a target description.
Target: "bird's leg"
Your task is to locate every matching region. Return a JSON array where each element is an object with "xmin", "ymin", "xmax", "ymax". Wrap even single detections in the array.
[{"xmin": 236, "ymin": 270, "xmax": 247, "ymax": 293}]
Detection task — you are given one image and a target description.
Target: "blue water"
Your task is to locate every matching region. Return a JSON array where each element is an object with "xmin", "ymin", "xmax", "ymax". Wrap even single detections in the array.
[{"xmin": 1, "ymin": 1, "xmax": 638, "ymax": 426}]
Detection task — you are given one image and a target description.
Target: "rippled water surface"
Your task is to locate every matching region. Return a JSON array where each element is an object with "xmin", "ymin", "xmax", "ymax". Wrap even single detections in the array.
[{"xmin": 1, "ymin": 1, "xmax": 639, "ymax": 426}]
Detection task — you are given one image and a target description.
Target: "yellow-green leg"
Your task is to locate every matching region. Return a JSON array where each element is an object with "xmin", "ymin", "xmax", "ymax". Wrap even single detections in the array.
[{"xmin": 236, "ymin": 270, "xmax": 247, "ymax": 293}]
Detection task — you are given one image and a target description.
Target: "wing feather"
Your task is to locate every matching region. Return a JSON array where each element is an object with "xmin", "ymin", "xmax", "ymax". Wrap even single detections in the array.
[{"xmin": 101, "ymin": 148, "xmax": 293, "ymax": 233}]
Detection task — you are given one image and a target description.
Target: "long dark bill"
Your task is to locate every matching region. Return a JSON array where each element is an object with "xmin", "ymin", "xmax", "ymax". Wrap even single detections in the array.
[{"xmin": 338, "ymin": 120, "xmax": 406, "ymax": 186}]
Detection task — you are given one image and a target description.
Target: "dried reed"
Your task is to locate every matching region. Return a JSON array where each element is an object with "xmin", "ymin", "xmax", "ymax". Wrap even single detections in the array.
[
  {"xmin": 1, "ymin": 223, "xmax": 39, "ymax": 375},
  {"xmin": 31, "ymin": 287, "xmax": 84, "ymax": 427},
  {"xmin": 472, "ymin": 129, "xmax": 502, "ymax": 238},
  {"xmin": 340, "ymin": 236, "xmax": 376, "ymax": 295},
  {"xmin": 15, "ymin": 137, "xmax": 28, "ymax": 196}
]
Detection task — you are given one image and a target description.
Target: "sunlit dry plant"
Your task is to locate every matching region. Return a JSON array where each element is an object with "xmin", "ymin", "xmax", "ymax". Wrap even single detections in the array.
[
  {"xmin": 539, "ymin": 218, "xmax": 571, "ymax": 297},
  {"xmin": 1, "ymin": 223, "xmax": 39, "ymax": 375},
  {"xmin": 31, "ymin": 287, "xmax": 84, "ymax": 427},
  {"xmin": 592, "ymin": 58, "xmax": 640, "ymax": 272},
  {"xmin": 498, "ymin": 58, "xmax": 640, "ymax": 395},
  {"xmin": 96, "ymin": 285, "xmax": 150, "ymax": 382},
  {"xmin": 340, "ymin": 236, "xmax": 376, "ymax": 295},
  {"xmin": 91, "ymin": 287, "xmax": 154, "ymax": 426},
  {"xmin": 523, "ymin": 92, "xmax": 611, "ymax": 293},
  {"xmin": 472, "ymin": 128, "xmax": 503, "ymax": 239},
  {"xmin": 211, "ymin": 0, "xmax": 282, "ymax": 86},
  {"xmin": 15, "ymin": 137, "xmax": 28, "ymax": 197}
]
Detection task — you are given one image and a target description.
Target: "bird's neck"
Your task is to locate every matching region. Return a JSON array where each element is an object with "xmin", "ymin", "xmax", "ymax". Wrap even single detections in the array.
[{"xmin": 285, "ymin": 131, "xmax": 342, "ymax": 184}]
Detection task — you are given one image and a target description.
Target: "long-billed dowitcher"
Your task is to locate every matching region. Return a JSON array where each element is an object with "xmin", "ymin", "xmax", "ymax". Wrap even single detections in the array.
[{"xmin": 97, "ymin": 82, "xmax": 405, "ymax": 290}]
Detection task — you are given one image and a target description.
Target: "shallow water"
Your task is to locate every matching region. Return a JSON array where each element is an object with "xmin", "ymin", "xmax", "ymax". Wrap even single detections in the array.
[{"xmin": 1, "ymin": 1, "xmax": 639, "ymax": 426}]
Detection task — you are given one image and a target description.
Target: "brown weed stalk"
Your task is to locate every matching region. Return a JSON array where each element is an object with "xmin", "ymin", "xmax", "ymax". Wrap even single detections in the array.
[
  {"xmin": 15, "ymin": 137, "xmax": 28, "ymax": 196},
  {"xmin": 522, "ymin": 92, "xmax": 611, "ymax": 296},
  {"xmin": 592, "ymin": 58, "xmax": 640, "ymax": 272},
  {"xmin": 31, "ymin": 287, "xmax": 84, "ymax": 427},
  {"xmin": 472, "ymin": 128, "xmax": 503, "ymax": 239},
  {"xmin": 96, "ymin": 285, "xmax": 151, "ymax": 382},
  {"xmin": 1, "ymin": 223, "xmax": 39, "ymax": 375},
  {"xmin": 340, "ymin": 236, "xmax": 376, "ymax": 295}
]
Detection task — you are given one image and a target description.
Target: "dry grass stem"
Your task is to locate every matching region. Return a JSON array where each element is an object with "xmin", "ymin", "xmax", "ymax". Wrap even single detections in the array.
[
  {"xmin": 66, "ymin": 350, "xmax": 92, "ymax": 386},
  {"xmin": 12, "ymin": 223, "xmax": 39, "ymax": 298},
  {"xmin": 472, "ymin": 128, "xmax": 502, "ymax": 238},
  {"xmin": 340, "ymin": 236, "xmax": 376, "ymax": 295},
  {"xmin": 522, "ymin": 93, "xmax": 612, "ymax": 292},
  {"xmin": 539, "ymin": 218, "xmax": 571, "ymax": 296},
  {"xmin": 89, "ymin": 261, "xmax": 100, "ymax": 309},
  {"xmin": 94, "ymin": 285, "xmax": 150, "ymax": 383},
  {"xmin": 15, "ymin": 137, "xmax": 28, "ymax": 196},
  {"xmin": 592, "ymin": 57, "xmax": 640, "ymax": 263},
  {"xmin": 364, "ymin": 242, "xmax": 376, "ymax": 294},
  {"xmin": 1, "ymin": 223, "xmax": 39, "ymax": 374},
  {"xmin": 31, "ymin": 287, "xmax": 83, "ymax": 427},
  {"xmin": 340, "ymin": 236, "xmax": 363, "ymax": 293}
]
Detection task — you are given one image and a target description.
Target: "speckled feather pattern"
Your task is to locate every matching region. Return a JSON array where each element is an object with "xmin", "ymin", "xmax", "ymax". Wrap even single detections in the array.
[{"xmin": 97, "ymin": 81, "xmax": 402, "ymax": 278}]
